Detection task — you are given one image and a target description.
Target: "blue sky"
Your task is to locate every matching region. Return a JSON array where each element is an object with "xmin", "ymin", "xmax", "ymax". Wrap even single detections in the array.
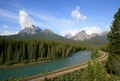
[{"xmin": 0, "ymin": 0, "xmax": 120, "ymax": 36}]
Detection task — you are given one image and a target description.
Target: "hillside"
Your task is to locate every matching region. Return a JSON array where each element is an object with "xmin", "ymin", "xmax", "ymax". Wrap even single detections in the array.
[
  {"xmin": 83, "ymin": 35, "xmax": 108, "ymax": 45},
  {"xmin": 1, "ymin": 29, "xmax": 69, "ymax": 41}
]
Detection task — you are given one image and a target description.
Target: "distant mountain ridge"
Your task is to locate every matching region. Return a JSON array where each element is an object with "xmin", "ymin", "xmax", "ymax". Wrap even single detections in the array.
[
  {"xmin": 0, "ymin": 25, "xmax": 108, "ymax": 45},
  {"xmin": 72, "ymin": 31, "xmax": 90, "ymax": 41},
  {"xmin": 1, "ymin": 25, "xmax": 69, "ymax": 41},
  {"xmin": 65, "ymin": 30, "xmax": 108, "ymax": 41}
]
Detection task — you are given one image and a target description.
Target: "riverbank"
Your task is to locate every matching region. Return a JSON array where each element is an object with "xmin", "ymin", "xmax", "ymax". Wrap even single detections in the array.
[
  {"xmin": 0, "ymin": 58, "xmax": 57, "ymax": 69},
  {"xmin": 23, "ymin": 51, "xmax": 108, "ymax": 81},
  {"xmin": 0, "ymin": 51, "xmax": 91, "ymax": 81},
  {"xmin": 0, "ymin": 50, "xmax": 89, "ymax": 69}
]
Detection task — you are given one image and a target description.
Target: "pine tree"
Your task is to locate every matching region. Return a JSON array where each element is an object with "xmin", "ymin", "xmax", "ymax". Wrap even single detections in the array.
[{"xmin": 107, "ymin": 8, "xmax": 120, "ymax": 75}]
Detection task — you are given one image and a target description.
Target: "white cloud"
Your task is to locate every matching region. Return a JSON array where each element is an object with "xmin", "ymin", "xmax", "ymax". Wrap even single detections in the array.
[
  {"xmin": 71, "ymin": 6, "xmax": 87, "ymax": 21},
  {"xmin": 19, "ymin": 10, "xmax": 36, "ymax": 29},
  {"xmin": 0, "ymin": 31, "xmax": 18, "ymax": 36},
  {"xmin": 61, "ymin": 26, "xmax": 102, "ymax": 36},
  {"xmin": 0, "ymin": 25, "xmax": 18, "ymax": 36},
  {"xmin": 81, "ymin": 26, "xmax": 102, "ymax": 35},
  {"xmin": 105, "ymin": 25, "xmax": 110, "ymax": 31},
  {"xmin": 61, "ymin": 29, "xmax": 79, "ymax": 36},
  {"xmin": 28, "ymin": 10, "xmax": 76, "ymax": 30}
]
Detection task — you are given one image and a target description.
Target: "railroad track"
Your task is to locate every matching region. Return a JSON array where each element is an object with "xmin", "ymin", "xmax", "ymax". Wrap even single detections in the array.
[{"xmin": 23, "ymin": 51, "xmax": 108, "ymax": 81}]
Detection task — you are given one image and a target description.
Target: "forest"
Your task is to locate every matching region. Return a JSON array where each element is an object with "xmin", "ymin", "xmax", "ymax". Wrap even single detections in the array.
[
  {"xmin": 45, "ymin": 8, "xmax": 120, "ymax": 81},
  {"xmin": 1, "ymin": 7, "xmax": 120, "ymax": 81},
  {"xmin": 0, "ymin": 37, "xmax": 86, "ymax": 65}
]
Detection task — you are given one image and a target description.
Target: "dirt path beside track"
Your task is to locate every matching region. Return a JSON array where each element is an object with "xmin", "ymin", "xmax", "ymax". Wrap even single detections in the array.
[{"xmin": 23, "ymin": 51, "xmax": 108, "ymax": 81}]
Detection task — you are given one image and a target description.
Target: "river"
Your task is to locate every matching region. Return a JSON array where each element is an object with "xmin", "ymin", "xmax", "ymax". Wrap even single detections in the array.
[{"xmin": 0, "ymin": 51, "xmax": 91, "ymax": 81}]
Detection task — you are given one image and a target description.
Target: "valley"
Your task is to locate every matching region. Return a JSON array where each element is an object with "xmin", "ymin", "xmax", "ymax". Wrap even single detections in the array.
[{"xmin": 0, "ymin": 1, "xmax": 120, "ymax": 81}]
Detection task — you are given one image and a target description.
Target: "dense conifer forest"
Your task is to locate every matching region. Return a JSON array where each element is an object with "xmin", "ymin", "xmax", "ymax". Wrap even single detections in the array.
[{"xmin": 0, "ymin": 37, "xmax": 86, "ymax": 65}]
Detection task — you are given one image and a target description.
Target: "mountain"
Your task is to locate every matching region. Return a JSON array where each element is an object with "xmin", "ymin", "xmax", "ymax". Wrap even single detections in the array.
[
  {"xmin": 83, "ymin": 35, "xmax": 108, "ymax": 45},
  {"xmin": 99, "ymin": 30, "xmax": 108, "ymax": 36},
  {"xmin": 72, "ymin": 31, "xmax": 90, "ymax": 41},
  {"xmin": 41, "ymin": 29, "xmax": 54, "ymax": 34},
  {"xmin": 18, "ymin": 25, "xmax": 41, "ymax": 35},
  {"xmin": 63, "ymin": 30, "xmax": 108, "ymax": 46},
  {"xmin": 65, "ymin": 34, "xmax": 73, "ymax": 39},
  {"xmin": 65, "ymin": 30, "xmax": 108, "ymax": 41},
  {"xmin": 0, "ymin": 24, "xmax": 108, "ymax": 46},
  {"xmin": 31, "ymin": 29, "xmax": 68, "ymax": 40},
  {"xmin": 60, "ymin": 30, "xmax": 108, "ymax": 46},
  {"xmin": 89, "ymin": 33, "xmax": 97, "ymax": 38},
  {"xmin": 2, "ymin": 27, "xmax": 69, "ymax": 41}
]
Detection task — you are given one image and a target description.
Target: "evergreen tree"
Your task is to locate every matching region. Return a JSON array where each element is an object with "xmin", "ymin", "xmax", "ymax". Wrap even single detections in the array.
[
  {"xmin": 0, "ymin": 37, "xmax": 83, "ymax": 65},
  {"xmin": 107, "ymin": 8, "xmax": 120, "ymax": 75}
]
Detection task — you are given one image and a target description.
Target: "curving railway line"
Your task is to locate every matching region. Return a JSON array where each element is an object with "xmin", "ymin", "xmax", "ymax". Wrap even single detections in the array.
[{"xmin": 23, "ymin": 51, "xmax": 108, "ymax": 81}]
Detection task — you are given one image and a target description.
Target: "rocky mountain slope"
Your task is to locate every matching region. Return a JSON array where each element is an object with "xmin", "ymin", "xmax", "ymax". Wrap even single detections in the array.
[
  {"xmin": 65, "ymin": 30, "xmax": 108, "ymax": 41},
  {"xmin": 18, "ymin": 25, "xmax": 41, "ymax": 35},
  {"xmin": 2, "ymin": 25, "xmax": 69, "ymax": 41}
]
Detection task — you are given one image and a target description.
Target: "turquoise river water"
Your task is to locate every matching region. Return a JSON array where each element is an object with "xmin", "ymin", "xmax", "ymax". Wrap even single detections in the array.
[{"xmin": 0, "ymin": 51, "xmax": 91, "ymax": 81}]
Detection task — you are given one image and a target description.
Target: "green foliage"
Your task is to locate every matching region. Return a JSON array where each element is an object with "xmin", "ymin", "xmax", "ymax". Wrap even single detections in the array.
[
  {"xmin": 3, "ymin": 78, "xmax": 18, "ymax": 81},
  {"xmin": 84, "ymin": 35, "xmax": 108, "ymax": 45},
  {"xmin": 91, "ymin": 49, "xmax": 100, "ymax": 59},
  {"xmin": 107, "ymin": 8, "xmax": 120, "ymax": 75},
  {"xmin": 0, "ymin": 37, "xmax": 84, "ymax": 65},
  {"xmin": 3, "ymin": 77, "xmax": 25, "ymax": 81},
  {"xmin": 48, "ymin": 62, "xmax": 117, "ymax": 81}
]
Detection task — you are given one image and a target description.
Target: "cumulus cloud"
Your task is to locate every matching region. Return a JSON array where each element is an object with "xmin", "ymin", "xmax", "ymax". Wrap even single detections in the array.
[
  {"xmin": 0, "ymin": 31, "xmax": 18, "ymax": 36},
  {"xmin": 19, "ymin": 10, "xmax": 36, "ymax": 29},
  {"xmin": 81, "ymin": 26, "xmax": 102, "ymax": 35},
  {"xmin": 71, "ymin": 6, "xmax": 87, "ymax": 21},
  {"xmin": 61, "ymin": 26, "xmax": 102, "ymax": 36},
  {"xmin": 61, "ymin": 29, "xmax": 79, "ymax": 36}
]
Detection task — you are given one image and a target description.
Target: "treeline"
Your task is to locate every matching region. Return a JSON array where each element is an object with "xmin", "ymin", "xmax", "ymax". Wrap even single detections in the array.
[
  {"xmin": 106, "ymin": 8, "xmax": 120, "ymax": 75},
  {"xmin": 46, "ymin": 62, "xmax": 117, "ymax": 81},
  {"xmin": 0, "ymin": 37, "xmax": 86, "ymax": 65},
  {"xmin": 91, "ymin": 49, "xmax": 101, "ymax": 60},
  {"xmin": 4, "ymin": 62, "xmax": 117, "ymax": 81}
]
